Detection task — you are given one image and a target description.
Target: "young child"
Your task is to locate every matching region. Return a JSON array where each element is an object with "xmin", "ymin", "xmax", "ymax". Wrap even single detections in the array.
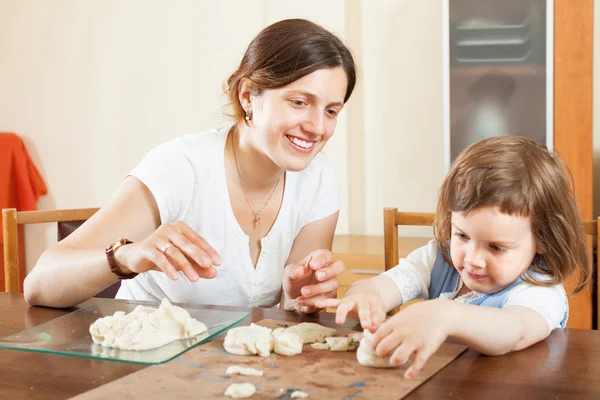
[{"xmin": 315, "ymin": 136, "xmax": 592, "ymax": 379}]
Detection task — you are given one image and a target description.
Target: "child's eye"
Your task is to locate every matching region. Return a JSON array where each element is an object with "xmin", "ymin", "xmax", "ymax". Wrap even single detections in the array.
[
  {"xmin": 489, "ymin": 244, "xmax": 507, "ymax": 252},
  {"xmin": 454, "ymin": 232, "xmax": 469, "ymax": 241}
]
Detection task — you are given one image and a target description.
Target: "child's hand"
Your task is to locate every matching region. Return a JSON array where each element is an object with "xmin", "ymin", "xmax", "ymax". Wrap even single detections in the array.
[
  {"xmin": 315, "ymin": 293, "xmax": 386, "ymax": 331},
  {"xmin": 371, "ymin": 300, "xmax": 451, "ymax": 379}
]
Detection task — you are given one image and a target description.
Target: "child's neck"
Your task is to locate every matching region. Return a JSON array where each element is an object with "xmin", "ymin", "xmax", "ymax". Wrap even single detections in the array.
[{"xmin": 456, "ymin": 283, "xmax": 472, "ymax": 297}]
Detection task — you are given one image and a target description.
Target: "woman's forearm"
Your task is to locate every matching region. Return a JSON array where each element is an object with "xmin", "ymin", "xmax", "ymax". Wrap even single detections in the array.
[{"xmin": 24, "ymin": 245, "xmax": 118, "ymax": 308}]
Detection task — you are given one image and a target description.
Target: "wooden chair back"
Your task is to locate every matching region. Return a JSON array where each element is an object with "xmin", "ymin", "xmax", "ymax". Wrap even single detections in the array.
[{"xmin": 2, "ymin": 208, "xmax": 99, "ymax": 293}]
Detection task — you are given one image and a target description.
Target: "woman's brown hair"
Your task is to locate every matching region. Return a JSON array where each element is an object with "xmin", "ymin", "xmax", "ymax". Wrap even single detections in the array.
[
  {"xmin": 433, "ymin": 136, "xmax": 591, "ymax": 294},
  {"xmin": 224, "ymin": 18, "xmax": 356, "ymax": 124}
]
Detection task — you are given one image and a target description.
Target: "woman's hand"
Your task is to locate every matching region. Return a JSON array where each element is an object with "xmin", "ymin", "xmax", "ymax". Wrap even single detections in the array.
[
  {"xmin": 316, "ymin": 293, "xmax": 386, "ymax": 331},
  {"xmin": 371, "ymin": 300, "xmax": 451, "ymax": 379},
  {"xmin": 115, "ymin": 221, "xmax": 222, "ymax": 282},
  {"xmin": 282, "ymin": 249, "xmax": 345, "ymax": 314}
]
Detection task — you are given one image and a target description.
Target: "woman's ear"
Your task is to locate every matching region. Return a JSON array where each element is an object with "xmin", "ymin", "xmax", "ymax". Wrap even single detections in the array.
[{"xmin": 237, "ymin": 78, "xmax": 253, "ymax": 115}]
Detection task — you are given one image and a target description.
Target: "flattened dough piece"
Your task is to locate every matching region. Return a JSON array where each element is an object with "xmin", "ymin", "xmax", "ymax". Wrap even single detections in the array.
[
  {"xmin": 356, "ymin": 329, "xmax": 395, "ymax": 368},
  {"xmin": 273, "ymin": 331, "xmax": 303, "ymax": 356},
  {"xmin": 224, "ymin": 323, "xmax": 274, "ymax": 357},
  {"xmin": 89, "ymin": 298, "xmax": 207, "ymax": 351},
  {"xmin": 225, "ymin": 365, "xmax": 264, "ymax": 377},
  {"xmin": 225, "ymin": 383, "xmax": 256, "ymax": 398},
  {"xmin": 285, "ymin": 323, "xmax": 337, "ymax": 344}
]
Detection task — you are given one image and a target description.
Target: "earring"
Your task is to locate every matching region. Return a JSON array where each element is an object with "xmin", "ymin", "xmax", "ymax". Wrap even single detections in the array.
[{"xmin": 245, "ymin": 110, "xmax": 252, "ymax": 121}]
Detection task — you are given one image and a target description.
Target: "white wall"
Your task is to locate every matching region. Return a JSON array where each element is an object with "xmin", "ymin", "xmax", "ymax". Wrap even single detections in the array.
[{"xmin": 0, "ymin": 0, "xmax": 444, "ymax": 273}]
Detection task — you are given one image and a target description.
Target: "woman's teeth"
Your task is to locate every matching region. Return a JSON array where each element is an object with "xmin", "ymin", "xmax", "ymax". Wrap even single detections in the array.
[{"xmin": 288, "ymin": 136, "xmax": 314, "ymax": 149}]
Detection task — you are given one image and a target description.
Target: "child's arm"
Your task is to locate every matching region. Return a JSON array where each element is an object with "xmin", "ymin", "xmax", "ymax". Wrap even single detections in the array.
[
  {"xmin": 371, "ymin": 300, "xmax": 551, "ymax": 379},
  {"xmin": 445, "ymin": 302, "xmax": 551, "ymax": 355}
]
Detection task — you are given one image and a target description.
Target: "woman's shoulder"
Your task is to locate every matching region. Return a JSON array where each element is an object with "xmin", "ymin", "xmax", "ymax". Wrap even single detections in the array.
[{"xmin": 166, "ymin": 126, "xmax": 229, "ymax": 156}]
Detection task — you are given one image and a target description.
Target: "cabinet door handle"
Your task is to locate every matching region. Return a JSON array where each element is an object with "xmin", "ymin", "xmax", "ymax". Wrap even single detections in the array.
[{"xmin": 350, "ymin": 269, "xmax": 382, "ymax": 275}]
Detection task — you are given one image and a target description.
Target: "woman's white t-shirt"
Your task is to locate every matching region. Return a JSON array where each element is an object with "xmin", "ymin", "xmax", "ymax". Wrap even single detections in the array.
[{"xmin": 116, "ymin": 126, "xmax": 339, "ymax": 307}]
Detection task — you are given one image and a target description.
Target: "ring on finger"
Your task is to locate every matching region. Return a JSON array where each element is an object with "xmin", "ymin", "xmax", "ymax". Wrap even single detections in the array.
[{"xmin": 159, "ymin": 242, "xmax": 174, "ymax": 254}]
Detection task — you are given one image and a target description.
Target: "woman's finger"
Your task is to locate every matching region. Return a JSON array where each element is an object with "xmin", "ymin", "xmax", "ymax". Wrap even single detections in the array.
[
  {"xmin": 164, "ymin": 233, "xmax": 212, "ymax": 269},
  {"xmin": 146, "ymin": 247, "xmax": 179, "ymax": 280},
  {"xmin": 300, "ymin": 277, "xmax": 340, "ymax": 297},
  {"xmin": 158, "ymin": 243, "xmax": 200, "ymax": 282},
  {"xmin": 307, "ymin": 250, "xmax": 333, "ymax": 270},
  {"xmin": 313, "ymin": 260, "xmax": 345, "ymax": 282},
  {"xmin": 177, "ymin": 222, "xmax": 222, "ymax": 265}
]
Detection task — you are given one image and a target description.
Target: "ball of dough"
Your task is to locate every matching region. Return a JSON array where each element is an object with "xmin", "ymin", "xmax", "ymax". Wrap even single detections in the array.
[
  {"xmin": 224, "ymin": 383, "xmax": 256, "ymax": 398},
  {"xmin": 224, "ymin": 323, "xmax": 274, "ymax": 357},
  {"xmin": 273, "ymin": 331, "xmax": 303, "ymax": 356},
  {"xmin": 356, "ymin": 329, "xmax": 395, "ymax": 368}
]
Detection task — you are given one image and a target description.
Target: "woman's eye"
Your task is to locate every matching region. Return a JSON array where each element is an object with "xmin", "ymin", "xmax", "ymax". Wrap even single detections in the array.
[
  {"xmin": 326, "ymin": 109, "xmax": 339, "ymax": 117},
  {"xmin": 291, "ymin": 99, "xmax": 307, "ymax": 107}
]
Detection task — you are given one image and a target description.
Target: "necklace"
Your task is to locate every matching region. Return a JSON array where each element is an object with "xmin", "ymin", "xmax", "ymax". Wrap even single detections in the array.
[{"xmin": 231, "ymin": 132, "xmax": 283, "ymax": 229}]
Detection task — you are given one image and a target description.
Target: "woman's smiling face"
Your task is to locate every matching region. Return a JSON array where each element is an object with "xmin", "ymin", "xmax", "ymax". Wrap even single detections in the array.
[{"xmin": 248, "ymin": 66, "xmax": 347, "ymax": 171}]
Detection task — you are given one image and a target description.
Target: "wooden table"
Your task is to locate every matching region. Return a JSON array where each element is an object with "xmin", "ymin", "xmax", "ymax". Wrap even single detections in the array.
[{"xmin": 1, "ymin": 293, "xmax": 600, "ymax": 399}]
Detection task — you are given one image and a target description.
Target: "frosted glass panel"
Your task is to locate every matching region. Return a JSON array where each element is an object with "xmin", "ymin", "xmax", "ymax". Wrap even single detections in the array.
[{"xmin": 447, "ymin": 0, "xmax": 550, "ymax": 163}]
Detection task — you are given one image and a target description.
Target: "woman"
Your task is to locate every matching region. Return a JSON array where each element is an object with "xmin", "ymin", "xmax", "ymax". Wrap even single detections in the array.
[{"xmin": 24, "ymin": 18, "xmax": 357, "ymax": 313}]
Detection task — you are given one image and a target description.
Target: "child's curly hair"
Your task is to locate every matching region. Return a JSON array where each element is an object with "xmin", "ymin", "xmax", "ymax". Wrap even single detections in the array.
[{"xmin": 433, "ymin": 136, "xmax": 591, "ymax": 294}]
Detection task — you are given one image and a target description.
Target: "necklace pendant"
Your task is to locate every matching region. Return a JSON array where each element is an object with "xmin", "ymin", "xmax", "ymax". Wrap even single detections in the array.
[{"xmin": 252, "ymin": 212, "xmax": 261, "ymax": 229}]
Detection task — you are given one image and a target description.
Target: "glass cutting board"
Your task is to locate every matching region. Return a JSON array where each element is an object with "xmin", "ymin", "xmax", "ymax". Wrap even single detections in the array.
[{"xmin": 0, "ymin": 299, "xmax": 249, "ymax": 365}]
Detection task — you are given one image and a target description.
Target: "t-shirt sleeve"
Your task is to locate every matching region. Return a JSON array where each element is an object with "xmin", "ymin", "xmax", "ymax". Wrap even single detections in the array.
[
  {"xmin": 300, "ymin": 161, "xmax": 340, "ymax": 226},
  {"xmin": 382, "ymin": 240, "xmax": 437, "ymax": 303},
  {"xmin": 504, "ymin": 283, "xmax": 568, "ymax": 332},
  {"xmin": 127, "ymin": 142, "xmax": 195, "ymax": 224}
]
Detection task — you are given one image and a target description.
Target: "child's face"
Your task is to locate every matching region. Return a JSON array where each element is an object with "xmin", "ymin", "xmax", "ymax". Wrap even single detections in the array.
[{"xmin": 450, "ymin": 206, "xmax": 538, "ymax": 294}]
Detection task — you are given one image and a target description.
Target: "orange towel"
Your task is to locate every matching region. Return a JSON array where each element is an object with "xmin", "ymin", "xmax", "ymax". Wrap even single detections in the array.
[{"xmin": 0, "ymin": 132, "xmax": 48, "ymax": 291}]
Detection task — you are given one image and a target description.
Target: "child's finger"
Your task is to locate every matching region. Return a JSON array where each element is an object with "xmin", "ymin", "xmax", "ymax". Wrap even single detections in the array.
[
  {"xmin": 357, "ymin": 300, "xmax": 373, "ymax": 329},
  {"xmin": 390, "ymin": 341, "xmax": 414, "ymax": 367},
  {"xmin": 335, "ymin": 299, "xmax": 356, "ymax": 325},
  {"xmin": 369, "ymin": 297, "xmax": 386, "ymax": 328},
  {"xmin": 314, "ymin": 298, "xmax": 341, "ymax": 309},
  {"xmin": 404, "ymin": 346, "xmax": 434, "ymax": 380},
  {"xmin": 371, "ymin": 320, "xmax": 394, "ymax": 350}
]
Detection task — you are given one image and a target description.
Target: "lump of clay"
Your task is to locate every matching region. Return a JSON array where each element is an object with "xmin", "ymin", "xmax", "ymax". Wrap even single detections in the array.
[
  {"xmin": 223, "ymin": 323, "xmax": 274, "ymax": 357},
  {"xmin": 225, "ymin": 365, "xmax": 264, "ymax": 377},
  {"xmin": 348, "ymin": 332, "xmax": 363, "ymax": 344},
  {"xmin": 224, "ymin": 383, "xmax": 256, "ymax": 398},
  {"xmin": 325, "ymin": 336, "xmax": 356, "ymax": 352},
  {"xmin": 273, "ymin": 331, "xmax": 303, "ymax": 356},
  {"xmin": 356, "ymin": 329, "xmax": 395, "ymax": 368},
  {"xmin": 310, "ymin": 342, "xmax": 329, "ymax": 350},
  {"xmin": 89, "ymin": 298, "xmax": 207, "ymax": 351},
  {"xmin": 284, "ymin": 322, "xmax": 337, "ymax": 344},
  {"xmin": 291, "ymin": 390, "xmax": 309, "ymax": 398}
]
